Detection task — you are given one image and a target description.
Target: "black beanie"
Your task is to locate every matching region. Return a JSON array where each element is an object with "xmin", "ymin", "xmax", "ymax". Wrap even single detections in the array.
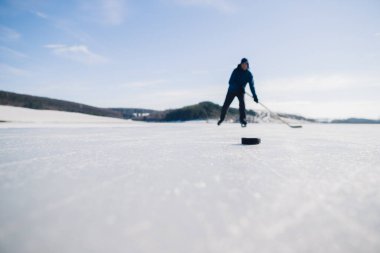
[{"xmin": 241, "ymin": 58, "xmax": 249, "ymax": 64}]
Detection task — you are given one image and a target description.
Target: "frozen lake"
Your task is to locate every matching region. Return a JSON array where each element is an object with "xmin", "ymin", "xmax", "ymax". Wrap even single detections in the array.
[{"xmin": 0, "ymin": 122, "xmax": 379, "ymax": 253}]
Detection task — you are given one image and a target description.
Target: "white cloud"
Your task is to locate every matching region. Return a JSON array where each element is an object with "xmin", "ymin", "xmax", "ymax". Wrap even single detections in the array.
[
  {"xmin": 175, "ymin": 0, "xmax": 237, "ymax": 13},
  {"xmin": 241, "ymin": 73, "xmax": 380, "ymax": 119},
  {"xmin": 0, "ymin": 46, "xmax": 28, "ymax": 58},
  {"xmin": 101, "ymin": 0, "xmax": 126, "ymax": 25},
  {"xmin": 28, "ymin": 8, "xmax": 91, "ymax": 42},
  {"xmin": 81, "ymin": 0, "xmax": 127, "ymax": 25},
  {"xmin": 375, "ymin": 32, "xmax": 380, "ymax": 37},
  {"xmin": 33, "ymin": 10, "xmax": 49, "ymax": 19},
  {"xmin": 0, "ymin": 63, "xmax": 28, "ymax": 76},
  {"xmin": 0, "ymin": 25, "xmax": 21, "ymax": 41},
  {"xmin": 260, "ymin": 74, "xmax": 380, "ymax": 94},
  {"xmin": 44, "ymin": 44, "xmax": 107, "ymax": 64}
]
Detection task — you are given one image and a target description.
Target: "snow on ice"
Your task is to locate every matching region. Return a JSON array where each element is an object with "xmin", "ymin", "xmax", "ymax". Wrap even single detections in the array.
[{"xmin": 0, "ymin": 112, "xmax": 379, "ymax": 253}]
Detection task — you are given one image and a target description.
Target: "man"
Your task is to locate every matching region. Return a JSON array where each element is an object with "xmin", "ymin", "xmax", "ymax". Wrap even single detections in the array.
[{"xmin": 218, "ymin": 58, "xmax": 259, "ymax": 127}]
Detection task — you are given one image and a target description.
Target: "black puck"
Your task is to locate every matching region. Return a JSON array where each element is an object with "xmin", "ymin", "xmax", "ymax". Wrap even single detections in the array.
[{"xmin": 242, "ymin": 138, "xmax": 261, "ymax": 145}]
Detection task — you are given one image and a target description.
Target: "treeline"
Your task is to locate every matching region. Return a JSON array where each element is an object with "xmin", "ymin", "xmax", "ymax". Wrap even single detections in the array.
[
  {"xmin": 331, "ymin": 118, "xmax": 380, "ymax": 124},
  {"xmin": 3, "ymin": 90, "xmax": 377, "ymax": 124},
  {"xmin": 133, "ymin": 101, "xmax": 257, "ymax": 122},
  {"xmin": 0, "ymin": 90, "xmax": 122, "ymax": 118}
]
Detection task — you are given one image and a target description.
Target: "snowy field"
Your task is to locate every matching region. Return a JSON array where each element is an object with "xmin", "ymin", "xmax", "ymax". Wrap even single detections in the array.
[
  {"xmin": 0, "ymin": 105, "xmax": 127, "ymax": 123},
  {"xmin": 0, "ymin": 121, "xmax": 380, "ymax": 253}
]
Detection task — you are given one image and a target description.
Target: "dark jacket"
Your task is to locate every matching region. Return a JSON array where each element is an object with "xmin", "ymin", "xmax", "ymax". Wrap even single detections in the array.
[{"xmin": 228, "ymin": 64, "xmax": 257, "ymax": 98}]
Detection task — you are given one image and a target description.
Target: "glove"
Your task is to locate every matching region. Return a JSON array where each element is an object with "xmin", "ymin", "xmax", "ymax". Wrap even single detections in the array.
[{"xmin": 253, "ymin": 96, "xmax": 259, "ymax": 103}]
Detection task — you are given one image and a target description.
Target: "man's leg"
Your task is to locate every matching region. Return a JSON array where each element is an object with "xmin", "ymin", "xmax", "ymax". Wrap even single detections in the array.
[
  {"xmin": 219, "ymin": 91, "xmax": 236, "ymax": 124},
  {"xmin": 237, "ymin": 92, "xmax": 246, "ymax": 123}
]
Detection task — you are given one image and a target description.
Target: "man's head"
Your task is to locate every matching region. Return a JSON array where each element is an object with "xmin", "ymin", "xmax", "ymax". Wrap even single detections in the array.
[{"xmin": 240, "ymin": 58, "xmax": 249, "ymax": 71}]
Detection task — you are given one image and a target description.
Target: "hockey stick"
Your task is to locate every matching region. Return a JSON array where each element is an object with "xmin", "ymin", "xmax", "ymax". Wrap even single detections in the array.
[{"xmin": 245, "ymin": 92, "xmax": 302, "ymax": 128}]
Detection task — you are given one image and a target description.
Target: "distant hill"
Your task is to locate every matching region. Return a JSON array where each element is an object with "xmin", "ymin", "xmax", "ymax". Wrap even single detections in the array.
[
  {"xmin": 0, "ymin": 90, "xmax": 280, "ymax": 123},
  {"xmin": 130, "ymin": 101, "xmax": 259, "ymax": 122},
  {"xmin": 1, "ymin": 90, "xmax": 378, "ymax": 124},
  {"xmin": 331, "ymin": 118, "xmax": 380, "ymax": 124},
  {"xmin": 110, "ymin": 108, "xmax": 158, "ymax": 119},
  {"xmin": 0, "ymin": 90, "xmax": 123, "ymax": 119},
  {"xmin": 0, "ymin": 90, "xmax": 320, "ymax": 123}
]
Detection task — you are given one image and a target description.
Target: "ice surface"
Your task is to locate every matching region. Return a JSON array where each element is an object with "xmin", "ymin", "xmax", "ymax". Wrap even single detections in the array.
[{"xmin": 0, "ymin": 122, "xmax": 379, "ymax": 253}]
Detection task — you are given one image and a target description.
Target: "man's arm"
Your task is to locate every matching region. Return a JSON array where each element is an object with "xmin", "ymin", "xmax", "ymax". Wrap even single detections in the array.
[
  {"xmin": 248, "ymin": 72, "xmax": 259, "ymax": 103},
  {"xmin": 229, "ymin": 69, "xmax": 237, "ymax": 86}
]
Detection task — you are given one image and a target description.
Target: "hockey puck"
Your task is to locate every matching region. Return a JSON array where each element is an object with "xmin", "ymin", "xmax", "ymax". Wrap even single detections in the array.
[{"xmin": 242, "ymin": 138, "xmax": 261, "ymax": 145}]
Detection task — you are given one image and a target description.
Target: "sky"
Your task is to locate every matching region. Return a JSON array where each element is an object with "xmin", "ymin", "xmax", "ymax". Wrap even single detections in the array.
[{"xmin": 0, "ymin": 0, "xmax": 379, "ymax": 119}]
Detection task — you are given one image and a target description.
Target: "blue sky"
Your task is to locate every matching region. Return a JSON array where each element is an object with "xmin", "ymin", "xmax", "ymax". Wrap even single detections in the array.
[{"xmin": 0, "ymin": 0, "xmax": 379, "ymax": 119}]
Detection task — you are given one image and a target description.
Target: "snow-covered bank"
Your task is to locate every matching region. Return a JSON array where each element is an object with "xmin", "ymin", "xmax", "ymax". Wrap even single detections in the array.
[
  {"xmin": 0, "ymin": 105, "xmax": 128, "ymax": 124},
  {"xmin": 0, "ymin": 123, "xmax": 379, "ymax": 253}
]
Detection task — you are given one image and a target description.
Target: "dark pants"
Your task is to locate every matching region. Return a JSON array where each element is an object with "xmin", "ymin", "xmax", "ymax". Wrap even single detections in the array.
[{"xmin": 220, "ymin": 91, "xmax": 246, "ymax": 122}]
